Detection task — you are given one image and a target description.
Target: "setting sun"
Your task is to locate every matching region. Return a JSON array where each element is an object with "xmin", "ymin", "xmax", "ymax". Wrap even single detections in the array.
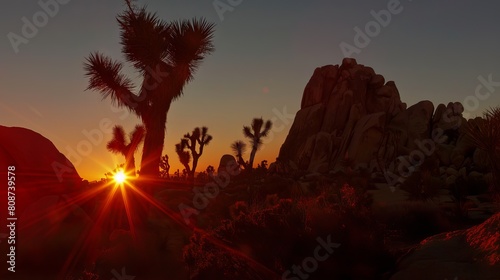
[{"xmin": 113, "ymin": 170, "xmax": 127, "ymax": 184}]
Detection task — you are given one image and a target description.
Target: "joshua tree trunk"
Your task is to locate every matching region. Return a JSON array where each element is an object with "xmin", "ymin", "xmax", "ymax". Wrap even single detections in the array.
[
  {"xmin": 248, "ymin": 145, "xmax": 257, "ymax": 170},
  {"xmin": 180, "ymin": 161, "xmax": 191, "ymax": 178},
  {"xmin": 124, "ymin": 152, "xmax": 136, "ymax": 176},
  {"xmin": 191, "ymin": 154, "xmax": 199, "ymax": 180},
  {"xmin": 140, "ymin": 102, "xmax": 170, "ymax": 178},
  {"xmin": 237, "ymin": 155, "xmax": 246, "ymax": 169}
]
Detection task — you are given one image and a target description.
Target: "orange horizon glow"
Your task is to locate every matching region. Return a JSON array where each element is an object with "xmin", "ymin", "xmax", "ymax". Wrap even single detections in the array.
[{"xmin": 75, "ymin": 139, "xmax": 283, "ymax": 182}]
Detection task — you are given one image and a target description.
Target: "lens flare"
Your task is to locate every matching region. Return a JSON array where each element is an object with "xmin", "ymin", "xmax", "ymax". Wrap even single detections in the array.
[{"xmin": 113, "ymin": 170, "xmax": 127, "ymax": 184}]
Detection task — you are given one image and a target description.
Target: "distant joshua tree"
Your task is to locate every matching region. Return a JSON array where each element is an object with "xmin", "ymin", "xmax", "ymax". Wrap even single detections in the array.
[
  {"xmin": 242, "ymin": 118, "xmax": 272, "ymax": 170},
  {"xmin": 206, "ymin": 165, "xmax": 215, "ymax": 176},
  {"xmin": 231, "ymin": 140, "xmax": 247, "ymax": 169},
  {"xmin": 175, "ymin": 127, "xmax": 213, "ymax": 180},
  {"xmin": 106, "ymin": 125, "xmax": 145, "ymax": 176},
  {"xmin": 259, "ymin": 160, "xmax": 268, "ymax": 170},
  {"xmin": 159, "ymin": 154, "xmax": 170, "ymax": 178},
  {"xmin": 84, "ymin": 0, "xmax": 215, "ymax": 179},
  {"xmin": 256, "ymin": 160, "xmax": 269, "ymax": 176},
  {"xmin": 176, "ymin": 142, "xmax": 191, "ymax": 177}
]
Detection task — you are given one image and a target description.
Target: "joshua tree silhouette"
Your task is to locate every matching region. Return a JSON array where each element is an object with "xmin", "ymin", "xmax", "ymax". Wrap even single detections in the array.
[
  {"xmin": 106, "ymin": 125, "xmax": 145, "ymax": 176},
  {"xmin": 159, "ymin": 154, "xmax": 170, "ymax": 178},
  {"xmin": 206, "ymin": 165, "xmax": 215, "ymax": 176},
  {"xmin": 175, "ymin": 127, "xmax": 213, "ymax": 180},
  {"xmin": 242, "ymin": 118, "xmax": 272, "ymax": 170},
  {"xmin": 231, "ymin": 140, "xmax": 247, "ymax": 169},
  {"xmin": 176, "ymin": 142, "xmax": 191, "ymax": 178},
  {"xmin": 84, "ymin": 0, "xmax": 215, "ymax": 178}
]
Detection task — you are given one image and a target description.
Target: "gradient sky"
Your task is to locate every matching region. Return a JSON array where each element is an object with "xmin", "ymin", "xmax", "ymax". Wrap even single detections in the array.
[{"xmin": 1, "ymin": 0, "xmax": 500, "ymax": 181}]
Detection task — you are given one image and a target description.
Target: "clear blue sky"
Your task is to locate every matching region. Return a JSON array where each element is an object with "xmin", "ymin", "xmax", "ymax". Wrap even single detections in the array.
[{"xmin": 1, "ymin": 0, "xmax": 499, "ymax": 180}]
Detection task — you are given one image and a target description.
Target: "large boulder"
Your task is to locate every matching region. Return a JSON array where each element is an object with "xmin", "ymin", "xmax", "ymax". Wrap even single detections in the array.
[
  {"xmin": 0, "ymin": 126, "xmax": 82, "ymax": 217},
  {"xmin": 390, "ymin": 100, "xmax": 435, "ymax": 152},
  {"xmin": 435, "ymin": 143, "xmax": 454, "ymax": 166},
  {"xmin": 390, "ymin": 213, "xmax": 500, "ymax": 280},
  {"xmin": 217, "ymin": 154, "xmax": 238, "ymax": 174},
  {"xmin": 0, "ymin": 126, "xmax": 91, "ymax": 278},
  {"xmin": 450, "ymin": 132, "xmax": 476, "ymax": 169},
  {"xmin": 432, "ymin": 102, "xmax": 464, "ymax": 133},
  {"xmin": 329, "ymin": 111, "xmax": 386, "ymax": 172}
]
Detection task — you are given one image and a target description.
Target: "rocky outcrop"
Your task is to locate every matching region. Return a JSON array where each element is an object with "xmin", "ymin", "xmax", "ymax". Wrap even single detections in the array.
[
  {"xmin": 278, "ymin": 59, "xmax": 487, "ymax": 183},
  {"xmin": 390, "ymin": 213, "xmax": 500, "ymax": 280},
  {"xmin": 279, "ymin": 58, "xmax": 407, "ymax": 173}
]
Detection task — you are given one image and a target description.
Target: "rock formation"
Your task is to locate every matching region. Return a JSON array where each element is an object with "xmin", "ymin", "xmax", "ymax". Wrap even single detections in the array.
[
  {"xmin": 390, "ymin": 213, "xmax": 500, "ymax": 279},
  {"xmin": 278, "ymin": 58, "xmax": 487, "ymax": 188},
  {"xmin": 279, "ymin": 58, "xmax": 407, "ymax": 173}
]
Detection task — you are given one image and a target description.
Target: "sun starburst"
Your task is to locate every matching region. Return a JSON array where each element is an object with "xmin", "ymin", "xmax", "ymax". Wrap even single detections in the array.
[{"xmin": 113, "ymin": 169, "xmax": 128, "ymax": 184}]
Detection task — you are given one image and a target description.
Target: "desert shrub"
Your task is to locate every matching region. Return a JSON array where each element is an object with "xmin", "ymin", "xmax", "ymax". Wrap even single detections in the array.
[
  {"xmin": 184, "ymin": 198, "xmax": 306, "ymax": 279},
  {"xmin": 374, "ymin": 201, "xmax": 452, "ymax": 241},
  {"xmin": 184, "ymin": 185, "xmax": 395, "ymax": 279}
]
